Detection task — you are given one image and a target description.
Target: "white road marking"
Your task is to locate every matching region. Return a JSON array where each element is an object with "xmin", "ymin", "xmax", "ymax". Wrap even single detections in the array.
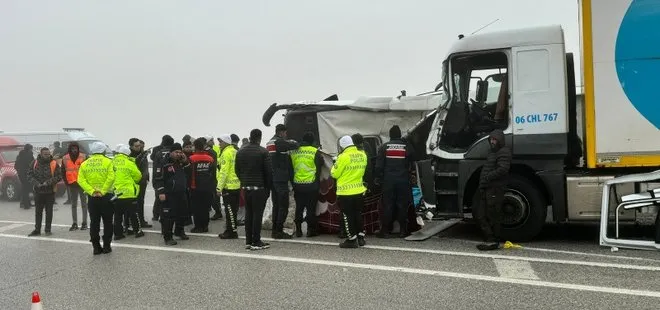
[
  {"xmin": 494, "ymin": 259, "xmax": 540, "ymax": 280},
  {"xmin": 0, "ymin": 223, "xmax": 25, "ymax": 233},
  {"xmin": 1, "ymin": 219, "xmax": 660, "ymax": 271},
  {"xmin": 2, "ymin": 232, "xmax": 660, "ymax": 299}
]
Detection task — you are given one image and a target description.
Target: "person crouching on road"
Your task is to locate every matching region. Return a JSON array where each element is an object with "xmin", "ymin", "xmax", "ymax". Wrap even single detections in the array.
[
  {"xmin": 77, "ymin": 142, "xmax": 116, "ymax": 255},
  {"xmin": 332, "ymin": 136, "xmax": 368, "ymax": 248},
  {"xmin": 154, "ymin": 143, "xmax": 191, "ymax": 245},
  {"xmin": 290, "ymin": 132, "xmax": 323, "ymax": 237},
  {"xmin": 476, "ymin": 129, "xmax": 511, "ymax": 251},
  {"xmin": 235, "ymin": 129, "xmax": 272, "ymax": 250},
  {"xmin": 188, "ymin": 138, "xmax": 217, "ymax": 233},
  {"xmin": 27, "ymin": 148, "xmax": 62, "ymax": 237},
  {"xmin": 112, "ymin": 144, "xmax": 144, "ymax": 240},
  {"xmin": 217, "ymin": 134, "xmax": 241, "ymax": 239}
]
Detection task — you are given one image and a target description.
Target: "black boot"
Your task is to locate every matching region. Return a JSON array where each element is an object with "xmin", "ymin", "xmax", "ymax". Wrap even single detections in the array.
[
  {"xmin": 28, "ymin": 230, "xmax": 40, "ymax": 237},
  {"xmin": 358, "ymin": 235, "xmax": 366, "ymax": 247},
  {"xmin": 175, "ymin": 231, "xmax": 189, "ymax": 240},
  {"xmin": 102, "ymin": 243, "xmax": 112, "ymax": 254},
  {"xmin": 80, "ymin": 223, "xmax": 88, "ymax": 231},
  {"xmin": 219, "ymin": 231, "xmax": 239, "ymax": 239},
  {"xmin": 477, "ymin": 242, "xmax": 499, "ymax": 251},
  {"xmin": 93, "ymin": 242, "xmax": 103, "ymax": 255},
  {"xmin": 339, "ymin": 238, "xmax": 359, "ymax": 249}
]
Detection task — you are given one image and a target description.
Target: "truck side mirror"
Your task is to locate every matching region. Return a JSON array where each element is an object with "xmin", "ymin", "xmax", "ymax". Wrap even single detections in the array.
[{"xmin": 475, "ymin": 80, "xmax": 488, "ymax": 104}]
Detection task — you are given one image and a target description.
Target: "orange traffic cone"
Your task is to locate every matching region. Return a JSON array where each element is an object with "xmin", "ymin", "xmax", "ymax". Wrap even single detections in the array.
[{"xmin": 31, "ymin": 292, "xmax": 43, "ymax": 310}]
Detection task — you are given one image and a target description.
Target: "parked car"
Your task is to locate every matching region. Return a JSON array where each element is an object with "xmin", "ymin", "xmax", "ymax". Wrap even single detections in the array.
[{"xmin": 0, "ymin": 137, "xmax": 65, "ymax": 201}]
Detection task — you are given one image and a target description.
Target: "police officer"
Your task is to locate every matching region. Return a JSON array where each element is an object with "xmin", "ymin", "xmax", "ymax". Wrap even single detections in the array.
[
  {"xmin": 266, "ymin": 124, "xmax": 299, "ymax": 239},
  {"xmin": 375, "ymin": 125, "xmax": 415, "ymax": 238},
  {"xmin": 331, "ymin": 136, "xmax": 368, "ymax": 248},
  {"xmin": 153, "ymin": 143, "xmax": 191, "ymax": 246},
  {"xmin": 151, "ymin": 135, "xmax": 174, "ymax": 222},
  {"xmin": 112, "ymin": 144, "xmax": 144, "ymax": 240},
  {"xmin": 217, "ymin": 134, "xmax": 241, "ymax": 239},
  {"xmin": 77, "ymin": 142, "xmax": 116, "ymax": 255},
  {"xmin": 290, "ymin": 132, "xmax": 323, "ymax": 237},
  {"xmin": 188, "ymin": 138, "xmax": 217, "ymax": 233}
]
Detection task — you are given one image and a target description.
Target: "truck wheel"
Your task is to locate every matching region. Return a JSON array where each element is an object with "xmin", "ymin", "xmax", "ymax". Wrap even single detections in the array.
[
  {"xmin": 471, "ymin": 174, "xmax": 546, "ymax": 242},
  {"xmin": 3, "ymin": 179, "xmax": 20, "ymax": 201}
]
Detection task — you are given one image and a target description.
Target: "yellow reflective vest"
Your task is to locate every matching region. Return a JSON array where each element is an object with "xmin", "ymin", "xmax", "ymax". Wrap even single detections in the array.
[
  {"xmin": 77, "ymin": 154, "xmax": 116, "ymax": 196},
  {"xmin": 331, "ymin": 146, "xmax": 367, "ymax": 196},
  {"xmin": 217, "ymin": 145, "xmax": 240, "ymax": 191},
  {"xmin": 112, "ymin": 154, "xmax": 142, "ymax": 199},
  {"xmin": 290, "ymin": 145, "xmax": 318, "ymax": 184}
]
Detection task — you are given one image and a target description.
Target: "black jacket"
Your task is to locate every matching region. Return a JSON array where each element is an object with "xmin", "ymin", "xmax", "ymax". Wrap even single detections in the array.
[
  {"xmin": 188, "ymin": 152, "xmax": 217, "ymax": 192},
  {"xmin": 132, "ymin": 151, "xmax": 150, "ymax": 185},
  {"xmin": 153, "ymin": 154, "xmax": 191, "ymax": 194},
  {"xmin": 27, "ymin": 155, "xmax": 62, "ymax": 194},
  {"xmin": 266, "ymin": 135, "xmax": 299, "ymax": 184},
  {"xmin": 151, "ymin": 145, "xmax": 171, "ymax": 188},
  {"xmin": 479, "ymin": 129, "xmax": 511, "ymax": 189},
  {"xmin": 375, "ymin": 138, "xmax": 415, "ymax": 183},
  {"xmin": 15, "ymin": 149, "xmax": 34, "ymax": 178},
  {"xmin": 235, "ymin": 143, "xmax": 272, "ymax": 190}
]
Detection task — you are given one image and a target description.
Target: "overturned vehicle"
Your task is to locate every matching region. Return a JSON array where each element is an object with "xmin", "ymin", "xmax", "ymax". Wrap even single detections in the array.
[{"xmin": 261, "ymin": 94, "xmax": 440, "ymax": 235}]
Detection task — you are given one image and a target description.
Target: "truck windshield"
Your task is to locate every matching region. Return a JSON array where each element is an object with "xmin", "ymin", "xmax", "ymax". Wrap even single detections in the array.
[{"xmin": 0, "ymin": 150, "xmax": 20, "ymax": 163}]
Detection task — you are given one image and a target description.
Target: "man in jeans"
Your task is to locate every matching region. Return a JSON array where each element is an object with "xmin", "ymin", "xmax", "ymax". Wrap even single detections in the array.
[
  {"xmin": 62, "ymin": 142, "xmax": 88, "ymax": 231},
  {"xmin": 235, "ymin": 129, "xmax": 272, "ymax": 250},
  {"xmin": 27, "ymin": 148, "xmax": 62, "ymax": 236}
]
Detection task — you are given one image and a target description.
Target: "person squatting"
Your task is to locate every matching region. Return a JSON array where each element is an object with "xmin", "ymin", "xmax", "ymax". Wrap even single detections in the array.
[{"xmin": 25, "ymin": 125, "xmax": 510, "ymax": 254}]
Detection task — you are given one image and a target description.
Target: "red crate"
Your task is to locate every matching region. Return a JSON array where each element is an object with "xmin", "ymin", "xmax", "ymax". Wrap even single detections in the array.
[{"xmin": 318, "ymin": 189, "xmax": 383, "ymax": 235}]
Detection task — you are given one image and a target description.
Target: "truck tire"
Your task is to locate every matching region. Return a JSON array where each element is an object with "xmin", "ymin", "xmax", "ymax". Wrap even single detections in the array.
[
  {"xmin": 2, "ymin": 179, "xmax": 20, "ymax": 202},
  {"xmin": 471, "ymin": 174, "xmax": 546, "ymax": 242}
]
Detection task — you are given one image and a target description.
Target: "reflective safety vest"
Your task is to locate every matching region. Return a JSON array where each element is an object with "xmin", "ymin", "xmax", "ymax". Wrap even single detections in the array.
[
  {"xmin": 77, "ymin": 154, "xmax": 116, "ymax": 196},
  {"xmin": 112, "ymin": 154, "xmax": 142, "ymax": 199},
  {"xmin": 290, "ymin": 146, "xmax": 318, "ymax": 184},
  {"xmin": 331, "ymin": 146, "xmax": 367, "ymax": 196},
  {"xmin": 63, "ymin": 153, "xmax": 86, "ymax": 184},
  {"xmin": 217, "ymin": 146, "xmax": 240, "ymax": 191}
]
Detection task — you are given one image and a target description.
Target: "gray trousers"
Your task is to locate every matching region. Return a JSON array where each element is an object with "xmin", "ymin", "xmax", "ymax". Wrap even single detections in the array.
[{"xmin": 69, "ymin": 183, "xmax": 88, "ymax": 224}]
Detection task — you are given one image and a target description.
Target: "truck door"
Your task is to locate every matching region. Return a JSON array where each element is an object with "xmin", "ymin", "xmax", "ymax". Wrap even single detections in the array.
[{"xmin": 511, "ymin": 44, "xmax": 568, "ymax": 155}]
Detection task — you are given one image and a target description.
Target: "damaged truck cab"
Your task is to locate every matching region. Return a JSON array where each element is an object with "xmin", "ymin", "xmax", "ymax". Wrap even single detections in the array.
[{"xmin": 420, "ymin": 25, "xmax": 573, "ymax": 241}]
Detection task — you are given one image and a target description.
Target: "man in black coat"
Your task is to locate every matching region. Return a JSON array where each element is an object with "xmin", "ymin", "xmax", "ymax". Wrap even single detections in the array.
[
  {"xmin": 153, "ymin": 143, "xmax": 191, "ymax": 245},
  {"xmin": 27, "ymin": 148, "xmax": 63, "ymax": 236},
  {"xmin": 236, "ymin": 129, "xmax": 273, "ymax": 250},
  {"xmin": 129, "ymin": 138, "xmax": 152, "ymax": 229},
  {"xmin": 15, "ymin": 144, "xmax": 34, "ymax": 209},
  {"xmin": 375, "ymin": 125, "xmax": 415, "ymax": 238},
  {"xmin": 266, "ymin": 124, "xmax": 299, "ymax": 239},
  {"xmin": 150, "ymin": 135, "xmax": 174, "ymax": 222},
  {"xmin": 476, "ymin": 129, "xmax": 511, "ymax": 251}
]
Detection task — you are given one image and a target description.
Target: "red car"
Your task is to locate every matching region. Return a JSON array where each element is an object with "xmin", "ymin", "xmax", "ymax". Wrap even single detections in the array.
[{"xmin": 0, "ymin": 137, "xmax": 65, "ymax": 201}]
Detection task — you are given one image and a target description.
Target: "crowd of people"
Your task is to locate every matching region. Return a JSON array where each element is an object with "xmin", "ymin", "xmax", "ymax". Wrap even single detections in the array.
[{"xmin": 15, "ymin": 123, "xmax": 510, "ymax": 254}]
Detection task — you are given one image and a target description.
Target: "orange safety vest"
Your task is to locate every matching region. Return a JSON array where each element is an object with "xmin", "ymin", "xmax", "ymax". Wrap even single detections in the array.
[
  {"xmin": 33, "ymin": 159, "xmax": 58, "ymax": 191},
  {"xmin": 63, "ymin": 153, "xmax": 86, "ymax": 184}
]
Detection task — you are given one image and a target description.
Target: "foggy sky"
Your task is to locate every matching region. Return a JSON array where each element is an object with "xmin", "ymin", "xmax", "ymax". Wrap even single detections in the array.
[{"xmin": 0, "ymin": 0, "xmax": 579, "ymax": 148}]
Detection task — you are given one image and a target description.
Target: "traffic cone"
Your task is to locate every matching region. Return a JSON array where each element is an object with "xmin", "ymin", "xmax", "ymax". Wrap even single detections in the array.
[{"xmin": 31, "ymin": 292, "xmax": 43, "ymax": 310}]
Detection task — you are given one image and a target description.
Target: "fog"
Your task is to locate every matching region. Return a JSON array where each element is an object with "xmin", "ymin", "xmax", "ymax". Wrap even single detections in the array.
[{"xmin": 0, "ymin": 0, "xmax": 579, "ymax": 148}]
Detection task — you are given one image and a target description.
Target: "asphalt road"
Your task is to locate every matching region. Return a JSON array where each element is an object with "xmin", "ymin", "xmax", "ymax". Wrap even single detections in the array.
[{"xmin": 2, "ymin": 190, "xmax": 660, "ymax": 309}]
